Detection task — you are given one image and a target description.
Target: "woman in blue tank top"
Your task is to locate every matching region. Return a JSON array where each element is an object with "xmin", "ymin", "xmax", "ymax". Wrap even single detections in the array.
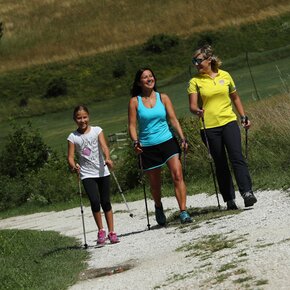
[{"xmin": 128, "ymin": 68, "xmax": 192, "ymax": 225}]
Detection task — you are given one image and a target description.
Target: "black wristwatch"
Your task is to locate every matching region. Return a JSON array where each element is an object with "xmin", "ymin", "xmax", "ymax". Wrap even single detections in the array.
[{"xmin": 240, "ymin": 115, "xmax": 248, "ymax": 124}]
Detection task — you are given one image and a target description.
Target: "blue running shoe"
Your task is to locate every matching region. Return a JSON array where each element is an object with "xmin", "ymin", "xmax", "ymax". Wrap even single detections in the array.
[
  {"xmin": 179, "ymin": 210, "xmax": 192, "ymax": 224},
  {"xmin": 155, "ymin": 204, "xmax": 166, "ymax": 226}
]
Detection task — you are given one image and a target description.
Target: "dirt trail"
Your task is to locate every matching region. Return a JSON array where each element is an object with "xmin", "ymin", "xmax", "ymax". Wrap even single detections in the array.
[{"xmin": 1, "ymin": 190, "xmax": 290, "ymax": 289}]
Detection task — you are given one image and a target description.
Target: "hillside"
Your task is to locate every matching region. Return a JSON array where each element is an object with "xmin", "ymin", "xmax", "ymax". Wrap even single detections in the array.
[
  {"xmin": 0, "ymin": 0, "xmax": 289, "ymax": 154},
  {"xmin": 0, "ymin": 0, "xmax": 290, "ymax": 72}
]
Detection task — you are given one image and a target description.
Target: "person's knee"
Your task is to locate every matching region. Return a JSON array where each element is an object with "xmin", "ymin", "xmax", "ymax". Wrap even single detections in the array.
[
  {"xmin": 101, "ymin": 202, "xmax": 112, "ymax": 212},
  {"xmin": 172, "ymin": 170, "xmax": 183, "ymax": 184},
  {"xmin": 91, "ymin": 202, "xmax": 101, "ymax": 212}
]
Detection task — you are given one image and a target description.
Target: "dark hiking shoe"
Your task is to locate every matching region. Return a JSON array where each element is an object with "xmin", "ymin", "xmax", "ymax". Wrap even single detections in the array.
[
  {"xmin": 227, "ymin": 199, "xmax": 238, "ymax": 210},
  {"xmin": 242, "ymin": 191, "xmax": 257, "ymax": 207},
  {"xmin": 179, "ymin": 210, "xmax": 193, "ymax": 223},
  {"xmin": 155, "ymin": 204, "xmax": 166, "ymax": 226}
]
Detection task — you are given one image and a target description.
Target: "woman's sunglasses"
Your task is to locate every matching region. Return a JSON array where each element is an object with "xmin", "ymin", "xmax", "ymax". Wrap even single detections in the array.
[{"xmin": 192, "ymin": 57, "xmax": 208, "ymax": 65}]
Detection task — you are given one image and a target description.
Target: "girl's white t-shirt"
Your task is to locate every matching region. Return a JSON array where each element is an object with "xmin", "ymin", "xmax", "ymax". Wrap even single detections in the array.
[{"xmin": 67, "ymin": 126, "xmax": 110, "ymax": 180}]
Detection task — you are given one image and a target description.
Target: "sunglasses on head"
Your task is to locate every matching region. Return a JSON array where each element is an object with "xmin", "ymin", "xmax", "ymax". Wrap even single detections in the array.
[{"xmin": 192, "ymin": 56, "xmax": 208, "ymax": 65}]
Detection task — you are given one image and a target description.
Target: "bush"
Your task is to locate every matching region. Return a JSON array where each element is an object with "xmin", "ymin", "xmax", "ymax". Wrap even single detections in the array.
[
  {"xmin": 26, "ymin": 155, "xmax": 77, "ymax": 204},
  {"xmin": 112, "ymin": 145, "xmax": 140, "ymax": 192},
  {"xmin": 44, "ymin": 77, "xmax": 67, "ymax": 98},
  {"xmin": 19, "ymin": 98, "xmax": 28, "ymax": 107},
  {"xmin": 112, "ymin": 60, "xmax": 126, "ymax": 78},
  {"xmin": 143, "ymin": 34, "xmax": 179, "ymax": 53},
  {"xmin": 0, "ymin": 122, "xmax": 49, "ymax": 178},
  {"xmin": 0, "ymin": 176, "xmax": 29, "ymax": 211},
  {"xmin": 0, "ymin": 154, "xmax": 78, "ymax": 210}
]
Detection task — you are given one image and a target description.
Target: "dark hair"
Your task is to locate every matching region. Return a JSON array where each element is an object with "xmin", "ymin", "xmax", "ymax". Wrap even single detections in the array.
[
  {"xmin": 130, "ymin": 68, "xmax": 157, "ymax": 97},
  {"xmin": 73, "ymin": 105, "xmax": 89, "ymax": 120}
]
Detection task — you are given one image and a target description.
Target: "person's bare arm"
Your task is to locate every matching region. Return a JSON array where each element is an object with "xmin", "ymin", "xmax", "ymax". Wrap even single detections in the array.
[
  {"xmin": 189, "ymin": 92, "xmax": 204, "ymax": 117},
  {"xmin": 162, "ymin": 93, "xmax": 188, "ymax": 150},
  {"xmin": 230, "ymin": 91, "xmax": 251, "ymax": 129},
  {"xmin": 128, "ymin": 97, "xmax": 138, "ymax": 141},
  {"xmin": 128, "ymin": 97, "xmax": 142, "ymax": 153},
  {"xmin": 67, "ymin": 141, "xmax": 80, "ymax": 173}
]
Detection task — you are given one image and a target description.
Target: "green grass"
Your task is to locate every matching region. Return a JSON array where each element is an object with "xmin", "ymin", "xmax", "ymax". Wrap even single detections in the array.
[
  {"xmin": 0, "ymin": 197, "xmax": 85, "ymax": 220},
  {"xmin": 3, "ymin": 95, "xmax": 129, "ymax": 154},
  {"xmin": 0, "ymin": 54, "xmax": 289, "ymax": 154},
  {"xmin": 1, "ymin": 11, "xmax": 290, "ymax": 124},
  {"xmin": 218, "ymin": 262, "xmax": 238, "ymax": 272},
  {"xmin": 176, "ymin": 233, "xmax": 240, "ymax": 258},
  {"xmin": 0, "ymin": 229, "xmax": 88, "ymax": 290}
]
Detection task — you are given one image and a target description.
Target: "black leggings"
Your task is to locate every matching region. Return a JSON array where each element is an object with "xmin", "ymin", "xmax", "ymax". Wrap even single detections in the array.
[
  {"xmin": 82, "ymin": 175, "xmax": 112, "ymax": 213},
  {"xmin": 201, "ymin": 121, "xmax": 252, "ymax": 202}
]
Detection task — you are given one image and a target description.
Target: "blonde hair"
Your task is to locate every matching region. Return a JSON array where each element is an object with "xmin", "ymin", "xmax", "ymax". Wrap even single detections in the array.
[{"xmin": 194, "ymin": 44, "xmax": 222, "ymax": 72}]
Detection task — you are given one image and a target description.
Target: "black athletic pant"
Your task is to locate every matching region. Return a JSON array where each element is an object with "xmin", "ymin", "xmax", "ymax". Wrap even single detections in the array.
[
  {"xmin": 201, "ymin": 121, "xmax": 252, "ymax": 202},
  {"xmin": 82, "ymin": 175, "xmax": 112, "ymax": 213}
]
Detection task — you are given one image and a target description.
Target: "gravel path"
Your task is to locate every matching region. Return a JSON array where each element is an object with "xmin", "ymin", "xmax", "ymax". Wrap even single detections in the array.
[{"xmin": 1, "ymin": 190, "xmax": 290, "ymax": 290}]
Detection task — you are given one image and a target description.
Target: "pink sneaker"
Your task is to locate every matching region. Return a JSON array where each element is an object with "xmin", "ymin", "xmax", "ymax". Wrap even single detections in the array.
[
  {"xmin": 108, "ymin": 231, "xmax": 120, "ymax": 244},
  {"xmin": 97, "ymin": 229, "xmax": 106, "ymax": 245}
]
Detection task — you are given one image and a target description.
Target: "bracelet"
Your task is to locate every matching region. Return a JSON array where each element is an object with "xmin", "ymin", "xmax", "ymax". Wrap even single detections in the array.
[
  {"xmin": 181, "ymin": 138, "xmax": 188, "ymax": 143},
  {"xmin": 133, "ymin": 140, "xmax": 140, "ymax": 147}
]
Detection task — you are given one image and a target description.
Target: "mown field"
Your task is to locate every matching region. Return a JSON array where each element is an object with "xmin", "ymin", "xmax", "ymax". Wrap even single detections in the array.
[{"xmin": 1, "ymin": 0, "xmax": 289, "ymax": 72}]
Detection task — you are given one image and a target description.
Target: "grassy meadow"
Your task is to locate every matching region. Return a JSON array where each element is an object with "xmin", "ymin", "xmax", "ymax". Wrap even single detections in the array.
[
  {"xmin": 1, "ymin": 0, "xmax": 290, "ymax": 72},
  {"xmin": 0, "ymin": 54, "xmax": 289, "ymax": 153},
  {"xmin": 1, "ymin": 9, "xmax": 290, "ymax": 124},
  {"xmin": 0, "ymin": 229, "xmax": 88, "ymax": 289}
]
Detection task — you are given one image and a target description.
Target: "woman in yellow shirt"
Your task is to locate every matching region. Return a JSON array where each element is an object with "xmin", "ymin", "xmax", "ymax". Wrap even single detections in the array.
[{"xmin": 187, "ymin": 44, "xmax": 257, "ymax": 210}]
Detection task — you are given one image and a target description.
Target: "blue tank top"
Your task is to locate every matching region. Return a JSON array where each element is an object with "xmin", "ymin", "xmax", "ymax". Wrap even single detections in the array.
[{"xmin": 137, "ymin": 92, "xmax": 173, "ymax": 146}]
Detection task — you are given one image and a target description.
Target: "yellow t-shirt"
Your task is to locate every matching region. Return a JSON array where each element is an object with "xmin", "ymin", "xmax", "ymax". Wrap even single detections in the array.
[{"xmin": 187, "ymin": 69, "xmax": 237, "ymax": 129}]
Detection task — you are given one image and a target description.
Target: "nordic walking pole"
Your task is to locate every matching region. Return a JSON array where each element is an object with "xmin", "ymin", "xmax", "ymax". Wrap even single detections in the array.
[
  {"xmin": 138, "ymin": 154, "xmax": 151, "ymax": 230},
  {"xmin": 77, "ymin": 174, "xmax": 88, "ymax": 249},
  {"xmin": 182, "ymin": 144, "xmax": 186, "ymax": 176},
  {"xmin": 111, "ymin": 171, "xmax": 134, "ymax": 218},
  {"xmin": 245, "ymin": 128, "xmax": 248, "ymax": 160},
  {"xmin": 244, "ymin": 116, "xmax": 249, "ymax": 161},
  {"xmin": 201, "ymin": 117, "xmax": 221, "ymax": 209}
]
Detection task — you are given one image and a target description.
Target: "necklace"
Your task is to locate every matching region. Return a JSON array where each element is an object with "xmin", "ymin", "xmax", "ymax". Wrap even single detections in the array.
[{"xmin": 142, "ymin": 92, "xmax": 156, "ymax": 108}]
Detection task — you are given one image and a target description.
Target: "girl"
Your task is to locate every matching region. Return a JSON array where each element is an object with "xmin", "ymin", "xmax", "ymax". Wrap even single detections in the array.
[{"xmin": 67, "ymin": 105, "xmax": 119, "ymax": 245}]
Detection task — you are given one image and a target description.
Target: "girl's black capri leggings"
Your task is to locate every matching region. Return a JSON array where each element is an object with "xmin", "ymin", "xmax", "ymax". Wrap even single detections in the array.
[{"xmin": 82, "ymin": 175, "xmax": 111, "ymax": 213}]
